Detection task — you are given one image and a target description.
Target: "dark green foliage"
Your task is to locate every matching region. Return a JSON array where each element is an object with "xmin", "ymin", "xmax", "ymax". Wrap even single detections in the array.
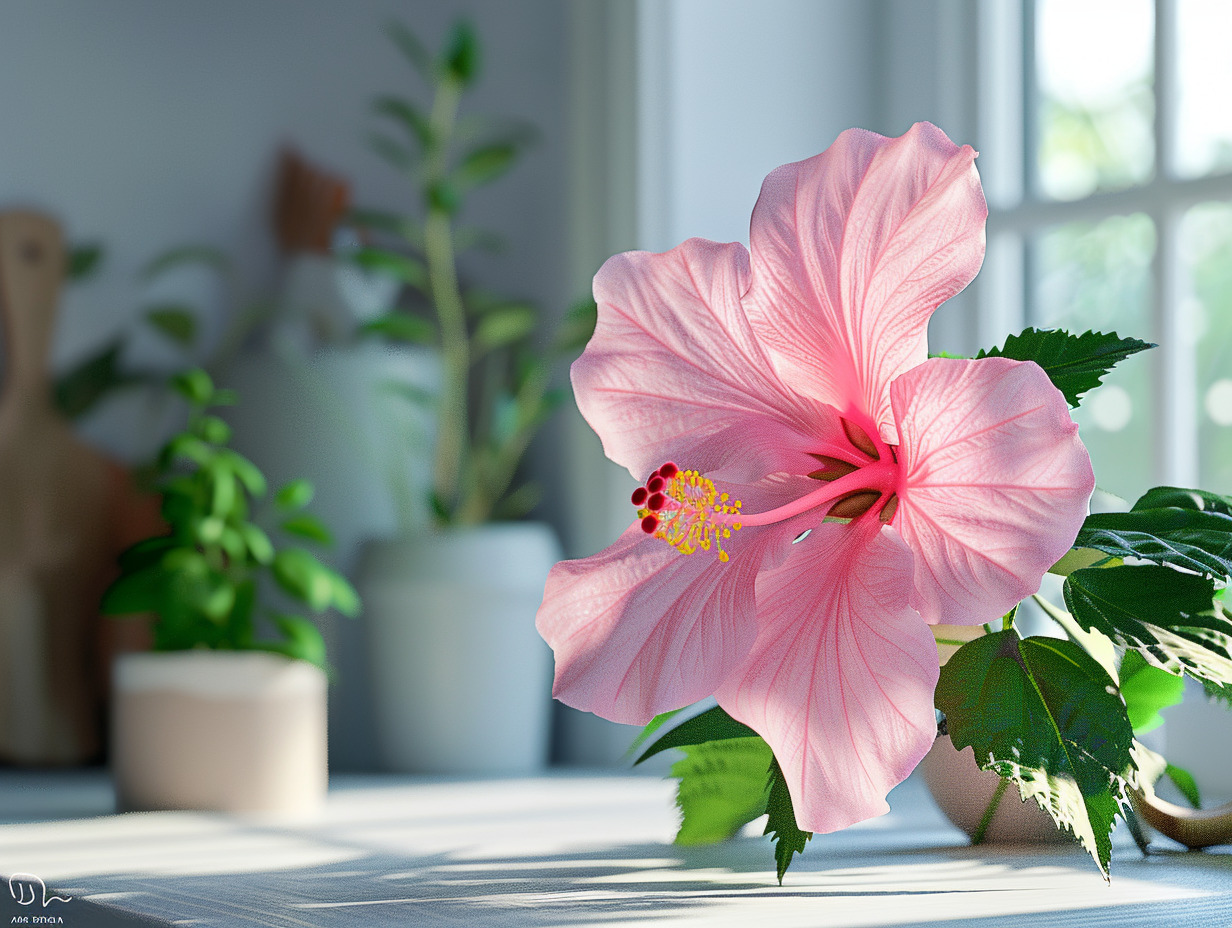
[
  {"xmin": 764, "ymin": 757, "xmax": 812, "ymax": 884},
  {"xmin": 66, "ymin": 243, "xmax": 103, "ymax": 280},
  {"xmin": 976, "ymin": 327, "xmax": 1153, "ymax": 407},
  {"xmin": 1075, "ymin": 505, "xmax": 1232, "ymax": 582},
  {"xmin": 101, "ymin": 370, "xmax": 358, "ymax": 668},
  {"xmin": 1064, "ymin": 565, "xmax": 1232, "ymax": 685},
  {"xmin": 1132, "ymin": 486, "xmax": 1232, "ymax": 516},
  {"xmin": 936, "ymin": 629, "xmax": 1135, "ymax": 877},
  {"xmin": 443, "ymin": 20, "xmax": 480, "ymax": 84},
  {"xmin": 351, "ymin": 19, "xmax": 595, "ymax": 527},
  {"xmin": 634, "ymin": 705, "xmax": 759, "ymax": 765},
  {"xmin": 632, "ymin": 705, "xmax": 812, "ymax": 881}
]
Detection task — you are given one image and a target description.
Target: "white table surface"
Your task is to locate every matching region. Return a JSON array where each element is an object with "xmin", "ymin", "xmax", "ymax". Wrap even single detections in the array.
[{"xmin": 1, "ymin": 769, "xmax": 1230, "ymax": 927}]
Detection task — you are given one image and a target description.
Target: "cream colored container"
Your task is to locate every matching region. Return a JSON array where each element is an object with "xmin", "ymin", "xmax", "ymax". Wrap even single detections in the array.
[{"xmin": 111, "ymin": 651, "xmax": 327, "ymax": 816}]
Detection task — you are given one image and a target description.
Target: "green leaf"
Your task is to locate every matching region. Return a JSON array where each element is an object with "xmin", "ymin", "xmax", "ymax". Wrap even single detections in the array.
[
  {"xmin": 1074, "ymin": 507, "xmax": 1232, "ymax": 582},
  {"xmin": 765, "ymin": 756, "xmax": 812, "ymax": 884},
  {"xmin": 116, "ymin": 536, "xmax": 176, "ymax": 573},
  {"xmin": 239, "ymin": 524, "xmax": 274, "ymax": 565},
  {"xmin": 141, "ymin": 245, "xmax": 229, "ymax": 281},
  {"xmin": 217, "ymin": 449, "xmax": 266, "ymax": 498},
  {"xmin": 275, "ymin": 479, "xmax": 315, "ymax": 511},
  {"xmin": 100, "ymin": 565, "xmax": 164, "ymax": 616},
  {"xmin": 372, "ymin": 95, "xmax": 432, "ymax": 148},
  {"xmin": 427, "ymin": 180, "xmax": 461, "ymax": 214},
  {"xmin": 1118, "ymin": 649, "xmax": 1185, "ymax": 734},
  {"xmin": 627, "ymin": 707, "xmax": 687, "ymax": 759},
  {"xmin": 635, "ymin": 705, "xmax": 759, "ymax": 765},
  {"xmin": 163, "ymin": 433, "xmax": 212, "ymax": 468},
  {"xmin": 349, "ymin": 247, "xmax": 428, "ymax": 290},
  {"xmin": 935, "ymin": 630, "xmax": 1135, "ymax": 877},
  {"xmin": 144, "ymin": 305, "xmax": 199, "ymax": 348},
  {"xmin": 428, "ymin": 490, "xmax": 451, "ymax": 524},
  {"xmin": 670, "ymin": 737, "xmax": 772, "ymax": 846},
  {"xmin": 1165, "ymin": 763, "xmax": 1202, "ymax": 809},
  {"xmin": 53, "ymin": 339, "xmax": 139, "ymax": 420},
  {"xmin": 443, "ymin": 20, "xmax": 480, "ymax": 84},
  {"xmin": 209, "ymin": 466, "xmax": 237, "ymax": 518},
  {"xmin": 474, "ymin": 305, "xmax": 537, "ymax": 353},
  {"xmin": 359, "ymin": 312, "xmax": 437, "ymax": 345},
  {"xmin": 385, "ymin": 20, "xmax": 433, "ymax": 79},
  {"xmin": 272, "ymin": 548, "xmax": 333, "ymax": 611},
  {"xmin": 194, "ymin": 415, "xmax": 232, "ymax": 446},
  {"xmin": 172, "ymin": 368, "xmax": 214, "ymax": 406},
  {"xmin": 328, "ymin": 570, "xmax": 361, "ymax": 618},
  {"xmin": 1064, "ymin": 565, "xmax": 1232, "ymax": 685},
  {"xmin": 269, "ymin": 614, "xmax": 328, "ymax": 669},
  {"xmin": 66, "ymin": 242, "xmax": 103, "ymax": 281},
  {"xmin": 273, "ymin": 549, "xmax": 359, "ymax": 616},
  {"xmin": 1132, "ymin": 485, "xmax": 1232, "ymax": 517},
  {"xmin": 554, "ymin": 297, "xmax": 598, "ymax": 354},
  {"xmin": 281, "ymin": 513, "xmax": 333, "ymax": 546},
  {"xmin": 454, "ymin": 143, "xmax": 518, "ymax": 189},
  {"xmin": 976, "ymin": 327, "xmax": 1154, "ymax": 407}
]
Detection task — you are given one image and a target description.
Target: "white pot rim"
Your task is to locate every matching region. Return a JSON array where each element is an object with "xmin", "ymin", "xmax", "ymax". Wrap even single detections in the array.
[{"xmin": 114, "ymin": 650, "xmax": 325, "ymax": 699}]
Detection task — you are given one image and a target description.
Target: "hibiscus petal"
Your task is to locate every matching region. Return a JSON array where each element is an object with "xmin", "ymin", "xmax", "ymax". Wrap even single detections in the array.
[
  {"xmin": 715, "ymin": 523, "xmax": 939, "ymax": 833},
  {"xmin": 892, "ymin": 356, "xmax": 1095, "ymax": 626},
  {"xmin": 576, "ymin": 238, "xmax": 848, "ymax": 506},
  {"xmin": 746, "ymin": 122, "xmax": 986, "ymax": 436},
  {"xmin": 537, "ymin": 523, "xmax": 793, "ymax": 725}
]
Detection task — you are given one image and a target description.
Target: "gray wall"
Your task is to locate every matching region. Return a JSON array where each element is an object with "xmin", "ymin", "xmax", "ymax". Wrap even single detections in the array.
[
  {"xmin": 0, "ymin": 0, "xmax": 570, "ymax": 459},
  {"xmin": 0, "ymin": 0, "xmax": 570, "ymax": 770}
]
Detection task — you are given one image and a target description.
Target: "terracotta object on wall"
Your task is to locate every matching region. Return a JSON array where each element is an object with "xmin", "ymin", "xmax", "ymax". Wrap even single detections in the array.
[{"xmin": 0, "ymin": 210, "xmax": 151, "ymax": 765}]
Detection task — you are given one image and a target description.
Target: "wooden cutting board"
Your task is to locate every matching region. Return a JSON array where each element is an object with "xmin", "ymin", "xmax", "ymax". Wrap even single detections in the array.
[{"xmin": 0, "ymin": 211, "xmax": 121, "ymax": 764}]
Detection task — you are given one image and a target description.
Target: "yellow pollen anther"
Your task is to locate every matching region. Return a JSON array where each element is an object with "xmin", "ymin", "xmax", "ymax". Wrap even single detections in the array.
[{"xmin": 635, "ymin": 466, "xmax": 742, "ymax": 562}]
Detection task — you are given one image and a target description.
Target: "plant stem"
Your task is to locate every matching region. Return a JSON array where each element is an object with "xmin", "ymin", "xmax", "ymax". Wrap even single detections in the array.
[
  {"xmin": 423, "ymin": 76, "xmax": 469, "ymax": 523},
  {"xmin": 972, "ymin": 776, "xmax": 1010, "ymax": 845}
]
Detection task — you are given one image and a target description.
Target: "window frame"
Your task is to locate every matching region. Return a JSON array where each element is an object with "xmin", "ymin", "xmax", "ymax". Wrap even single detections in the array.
[{"xmin": 975, "ymin": 0, "xmax": 1232, "ymax": 491}]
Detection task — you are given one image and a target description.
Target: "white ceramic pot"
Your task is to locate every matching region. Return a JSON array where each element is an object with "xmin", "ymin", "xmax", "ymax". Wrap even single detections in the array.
[
  {"xmin": 359, "ymin": 522, "xmax": 559, "ymax": 774},
  {"xmin": 111, "ymin": 651, "xmax": 327, "ymax": 816},
  {"xmin": 919, "ymin": 736, "xmax": 1070, "ymax": 843}
]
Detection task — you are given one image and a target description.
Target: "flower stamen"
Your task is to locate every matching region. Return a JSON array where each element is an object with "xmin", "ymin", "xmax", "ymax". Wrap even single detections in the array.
[{"xmin": 634, "ymin": 463, "xmax": 742, "ymax": 562}]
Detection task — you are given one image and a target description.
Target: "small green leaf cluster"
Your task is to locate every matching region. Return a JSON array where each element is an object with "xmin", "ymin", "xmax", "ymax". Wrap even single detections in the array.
[
  {"xmin": 350, "ymin": 19, "xmax": 596, "ymax": 528},
  {"xmin": 101, "ymin": 370, "xmax": 359, "ymax": 668},
  {"xmin": 631, "ymin": 327, "xmax": 1232, "ymax": 882},
  {"xmin": 55, "ymin": 242, "xmax": 245, "ymax": 421},
  {"xmin": 632, "ymin": 706, "xmax": 809, "ymax": 885}
]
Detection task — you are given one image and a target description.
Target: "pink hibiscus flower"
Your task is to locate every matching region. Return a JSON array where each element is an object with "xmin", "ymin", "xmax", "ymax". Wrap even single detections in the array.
[{"xmin": 537, "ymin": 123, "xmax": 1094, "ymax": 833}]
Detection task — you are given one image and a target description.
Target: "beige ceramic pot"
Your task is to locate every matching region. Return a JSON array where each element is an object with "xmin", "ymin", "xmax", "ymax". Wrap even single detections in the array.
[
  {"xmin": 919, "ymin": 736, "xmax": 1070, "ymax": 843},
  {"xmin": 111, "ymin": 651, "xmax": 327, "ymax": 816}
]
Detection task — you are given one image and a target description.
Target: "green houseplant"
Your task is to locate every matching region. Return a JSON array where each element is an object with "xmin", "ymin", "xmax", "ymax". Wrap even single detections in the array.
[
  {"xmin": 349, "ymin": 19, "xmax": 592, "ymax": 774},
  {"xmin": 102, "ymin": 368, "xmax": 358, "ymax": 814}
]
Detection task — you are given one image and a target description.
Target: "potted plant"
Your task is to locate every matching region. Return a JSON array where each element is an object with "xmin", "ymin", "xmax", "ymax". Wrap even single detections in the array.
[
  {"xmin": 535, "ymin": 124, "xmax": 1232, "ymax": 884},
  {"xmin": 102, "ymin": 368, "xmax": 358, "ymax": 815},
  {"xmin": 348, "ymin": 20, "xmax": 593, "ymax": 774}
]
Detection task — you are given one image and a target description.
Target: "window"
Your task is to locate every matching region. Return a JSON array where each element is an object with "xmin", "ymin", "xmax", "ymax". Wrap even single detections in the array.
[{"xmin": 976, "ymin": 0, "xmax": 1232, "ymax": 503}]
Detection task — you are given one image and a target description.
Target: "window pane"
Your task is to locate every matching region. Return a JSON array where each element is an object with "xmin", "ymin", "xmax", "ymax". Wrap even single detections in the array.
[
  {"xmin": 1035, "ymin": 0, "xmax": 1154, "ymax": 200},
  {"xmin": 1181, "ymin": 202, "xmax": 1232, "ymax": 495},
  {"xmin": 1032, "ymin": 214, "xmax": 1156, "ymax": 502},
  {"xmin": 1175, "ymin": 1, "xmax": 1232, "ymax": 178}
]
